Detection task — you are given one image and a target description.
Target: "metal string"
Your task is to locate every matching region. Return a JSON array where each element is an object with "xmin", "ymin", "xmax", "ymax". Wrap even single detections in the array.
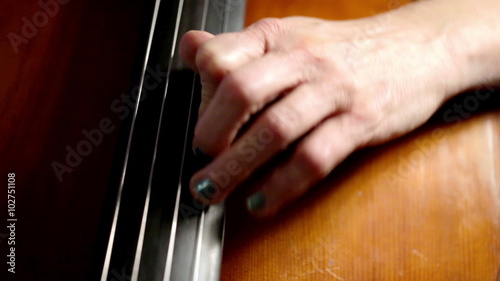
[
  {"xmin": 130, "ymin": 0, "xmax": 187, "ymax": 280},
  {"xmin": 163, "ymin": 1, "xmax": 212, "ymax": 280},
  {"xmin": 100, "ymin": 0, "xmax": 163, "ymax": 280}
]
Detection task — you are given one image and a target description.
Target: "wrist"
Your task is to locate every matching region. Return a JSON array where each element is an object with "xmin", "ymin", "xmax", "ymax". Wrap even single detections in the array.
[
  {"xmin": 385, "ymin": 0, "xmax": 500, "ymax": 100},
  {"xmin": 447, "ymin": 1, "xmax": 500, "ymax": 92},
  {"xmin": 420, "ymin": 0, "xmax": 500, "ymax": 96}
]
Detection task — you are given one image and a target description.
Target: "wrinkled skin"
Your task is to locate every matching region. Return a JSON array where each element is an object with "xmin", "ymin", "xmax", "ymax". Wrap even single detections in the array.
[{"xmin": 180, "ymin": 0, "xmax": 500, "ymax": 217}]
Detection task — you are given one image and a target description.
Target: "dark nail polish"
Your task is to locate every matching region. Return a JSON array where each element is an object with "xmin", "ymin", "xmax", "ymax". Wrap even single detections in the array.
[
  {"xmin": 246, "ymin": 191, "xmax": 266, "ymax": 212},
  {"xmin": 195, "ymin": 178, "xmax": 218, "ymax": 200}
]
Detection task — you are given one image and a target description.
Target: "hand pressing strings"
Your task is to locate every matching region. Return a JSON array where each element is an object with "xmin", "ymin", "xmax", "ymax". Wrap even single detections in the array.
[{"xmin": 180, "ymin": 0, "xmax": 500, "ymax": 217}]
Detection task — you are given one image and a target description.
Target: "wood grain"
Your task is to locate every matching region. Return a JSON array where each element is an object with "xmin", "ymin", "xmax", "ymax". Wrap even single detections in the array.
[
  {"xmin": 222, "ymin": 110, "xmax": 500, "ymax": 281},
  {"xmin": 1, "ymin": 0, "xmax": 498, "ymax": 280},
  {"xmin": 245, "ymin": 0, "xmax": 411, "ymax": 25},
  {"xmin": 222, "ymin": 1, "xmax": 500, "ymax": 280},
  {"xmin": 0, "ymin": 0, "xmax": 152, "ymax": 279}
]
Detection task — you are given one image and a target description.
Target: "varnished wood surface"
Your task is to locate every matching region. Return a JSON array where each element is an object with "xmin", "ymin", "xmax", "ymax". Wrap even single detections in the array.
[
  {"xmin": 222, "ymin": 0, "xmax": 500, "ymax": 280},
  {"xmin": 245, "ymin": 0, "xmax": 412, "ymax": 25},
  {"xmin": 1, "ymin": 0, "xmax": 154, "ymax": 279},
  {"xmin": 222, "ymin": 110, "xmax": 500, "ymax": 281},
  {"xmin": 1, "ymin": 0, "xmax": 498, "ymax": 280}
]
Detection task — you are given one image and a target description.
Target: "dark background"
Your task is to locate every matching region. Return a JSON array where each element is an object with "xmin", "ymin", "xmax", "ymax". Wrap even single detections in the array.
[{"xmin": 1, "ymin": 0, "xmax": 156, "ymax": 279}]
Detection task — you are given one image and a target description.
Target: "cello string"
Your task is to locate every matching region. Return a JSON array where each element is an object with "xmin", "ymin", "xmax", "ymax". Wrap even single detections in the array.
[
  {"xmin": 190, "ymin": 0, "xmax": 211, "ymax": 280},
  {"xmin": 130, "ymin": 0, "xmax": 187, "ymax": 280},
  {"xmin": 163, "ymin": 1, "xmax": 211, "ymax": 280},
  {"xmin": 191, "ymin": 1, "xmax": 227, "ymax": 280},
  {"xmin": 100, "ymin": 0, "xmax": 163, "ymax": 280},
  {"xmin": 163, "ymin": 73, "xmax": 199, "ymax": 281},
  {"xmin": 191, "ymin": 203, "xmax": 206, "ymax": 281}
]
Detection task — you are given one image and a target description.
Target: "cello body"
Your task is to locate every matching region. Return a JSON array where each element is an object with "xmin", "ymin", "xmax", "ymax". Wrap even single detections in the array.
[
  {"xmin": 1, "ymin": 0, "xmax": 498, "ymax": 280},
  {"xmin": 222, "ymin": 1, "xmax": 500, "ymax": 280}
]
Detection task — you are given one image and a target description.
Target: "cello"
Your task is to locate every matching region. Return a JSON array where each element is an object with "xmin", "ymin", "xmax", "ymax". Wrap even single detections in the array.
[
  {"xmin": 1, "ymin": 0, "xmax": 498, "ymax": 280},
  {"xmin": 221, "ymin": 1, "xmax": 500, "ymax": 280}
]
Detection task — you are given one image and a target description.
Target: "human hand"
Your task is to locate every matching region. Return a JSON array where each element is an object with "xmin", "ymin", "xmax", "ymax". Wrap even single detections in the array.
[{"xmin": 180, "ymin": 1, "xmax": 491, "ymax": 217}]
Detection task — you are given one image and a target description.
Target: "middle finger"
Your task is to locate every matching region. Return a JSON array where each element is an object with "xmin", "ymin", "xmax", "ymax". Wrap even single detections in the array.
[
  {"xmin": 190, "ymin": 79, "xmax": 350, "ymax": 203},
  {"xmin": 193, "ymin": 50, "xmax": 312, "ymax": 156}
]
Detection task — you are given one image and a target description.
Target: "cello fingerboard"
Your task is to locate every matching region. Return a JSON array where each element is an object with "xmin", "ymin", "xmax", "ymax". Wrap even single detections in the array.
[{"xmin": 98, "ymin": 1, "xmax": 245, "ymax": 280}]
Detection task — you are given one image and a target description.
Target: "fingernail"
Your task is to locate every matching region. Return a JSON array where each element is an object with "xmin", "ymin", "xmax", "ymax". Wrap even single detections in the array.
[
  {"xmin": 246, "ymin": 191, "xmax": 266, "ymax": 212},
  {"xmin": 193, "ymin": 147, "xmax": 213, "ymax": 164},
  {"xmin": 195, "ymin": 178, "xmax": 218, "ymax": 200}
]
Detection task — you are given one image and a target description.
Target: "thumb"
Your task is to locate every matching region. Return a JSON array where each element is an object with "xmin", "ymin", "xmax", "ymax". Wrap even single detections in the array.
[{"xmin": 180, "ymin": 30, "xmax": 215, "ymax": 72}]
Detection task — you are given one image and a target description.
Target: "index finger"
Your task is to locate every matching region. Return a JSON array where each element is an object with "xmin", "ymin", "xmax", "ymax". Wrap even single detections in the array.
[{"xmin": 179, "ymin": 30, "xmax": 214, "ymax": 72}]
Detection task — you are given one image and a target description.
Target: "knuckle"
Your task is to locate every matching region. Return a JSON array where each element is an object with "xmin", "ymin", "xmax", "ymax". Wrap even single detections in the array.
[
  {"xmin": 195, "ymin": 42, "xmax": 232, "ymax": 79},
  {"xmin": 331, "ymin": 80, "xmax": 356, "ymax": 111},
  {"xmin": 250, "ymin": 18, "xmax": 284, "ymax": 34},
  {"xmin": 349, "ymin": 102, "xmax": 386, "ymax": 147},
  {"xmin": 262, "ymin": 106, "xmax": 299, "ymax": 146},
  {"xmin": 295, "ymin": 145, "xmax": 330, "ymax": 179},
  {"xmin": 291, "ymin": 35, "xmax": 316, "ymax": 52},
  {"xmin": 352, "ymin": 95, "xmax": 385, "ymax": 129},
  {"xmin": 247, "ymin": 18, "xmax": 287, "ymax": 50},
  {"xmin": 221, "ymin": 72, "xmax": 256, "ymax": 107},
  {"xmin": 363, "ymin": 102, "xmax": 385, "ymax": 124}
]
